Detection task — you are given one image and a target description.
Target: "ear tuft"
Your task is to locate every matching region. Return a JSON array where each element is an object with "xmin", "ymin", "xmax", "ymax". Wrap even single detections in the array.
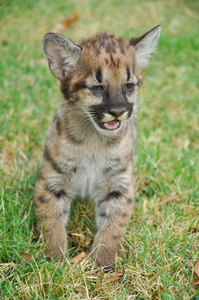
[
  {"xmin": 130, "ymin": 25, "xmax": 161, "ymax": 71},
  {"xmin": 41, "ymin": 33, "xmax": 82, "ymax": 81}
]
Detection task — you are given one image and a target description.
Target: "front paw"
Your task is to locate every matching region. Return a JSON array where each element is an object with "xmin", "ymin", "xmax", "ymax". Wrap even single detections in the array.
[
  {"xmin": 91, "ymin": 246, "xmax": 116, "ymax": 268},
  {"xmin": 43, "ymin": 234, "xmax": 68, "ymax": 259},
  {"xmin": 44, "ymin": 245, "xmax": 65, "ymax": 260}
]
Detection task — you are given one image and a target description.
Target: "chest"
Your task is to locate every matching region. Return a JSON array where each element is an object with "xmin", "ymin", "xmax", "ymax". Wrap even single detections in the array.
[
  {"xmin": 72, "ymin": 158, "xmax": 104, "ymax": 198},
  {"xmin": 64, "ymin": 144, "xmax": 123, "ymax": 199}
]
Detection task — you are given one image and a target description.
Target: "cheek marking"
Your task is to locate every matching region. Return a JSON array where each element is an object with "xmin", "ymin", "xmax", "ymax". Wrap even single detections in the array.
[
  {"xmin": 102, "ymin": 113, "xmax": 115, "ymax": 123},
  {"xmin": 118, "ymin": 111, "xmax": 128, "ymax": 121},
  {"xmin": 96, "ymin": 68, "xmax": 103, "ymax": 83},
  {"xmin": 127, "ymin": 67, "xmax": 130, "ymax": 81}
]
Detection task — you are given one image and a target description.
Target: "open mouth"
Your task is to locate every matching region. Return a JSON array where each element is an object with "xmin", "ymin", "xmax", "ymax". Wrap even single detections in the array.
[{"xmin": 99, "ymin": 119, "xmax": 121, "ymax": 130}]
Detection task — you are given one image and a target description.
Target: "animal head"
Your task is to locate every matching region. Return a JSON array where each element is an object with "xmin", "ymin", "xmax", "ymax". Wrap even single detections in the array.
[{"xmin": 42, "ymin": 26, "xmax": 161, "ymax": 134}]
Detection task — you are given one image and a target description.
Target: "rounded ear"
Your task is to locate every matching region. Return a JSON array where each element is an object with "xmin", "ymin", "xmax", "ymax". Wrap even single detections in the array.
[
  {"xmin": 129, "ymin": 25, "xmax": 161, "ymax": 71},
  {"xmin": 42, "ymin": 33, "xmax": 82, "ymax": 81}
]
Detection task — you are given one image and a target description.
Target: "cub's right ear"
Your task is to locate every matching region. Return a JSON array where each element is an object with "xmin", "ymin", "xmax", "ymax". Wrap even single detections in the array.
[{"xmin": 42, "ymin": 33, "xmax": 82, "ymax": 81}]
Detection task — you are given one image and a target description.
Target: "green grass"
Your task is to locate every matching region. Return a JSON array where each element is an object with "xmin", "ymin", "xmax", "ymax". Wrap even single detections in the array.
[{"xmin": 0, "ymin": 0, "xmax": 199, "ymax": 298}]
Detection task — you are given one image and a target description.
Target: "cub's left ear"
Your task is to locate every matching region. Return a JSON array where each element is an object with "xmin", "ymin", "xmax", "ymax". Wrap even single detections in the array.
[
  {"xmin": 42, "ymin": 33, "xmax": 82, "ymax": 81},
  {"xmin": 129, "ymin": 25, "xmax": 161, "ymax": 72}
]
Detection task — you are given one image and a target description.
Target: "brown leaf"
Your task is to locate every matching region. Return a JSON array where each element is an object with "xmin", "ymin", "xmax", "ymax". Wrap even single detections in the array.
[
  {"xmin": 195, "ymin": 261, "xmax": 199, "ymax": 271},
  {"xmin": 192, "ymin": 279, "xmax": 199, "ymax": 286},
  {"xmin": 62, "ymin": 13, "xmax": 79, "ymax": 27},
  {"xmin": 102, "ymin": 272, "xmax": 123, "ymax": 285},
  {"xmin": 194, "ymin": 261, "xmax": 199, "ymax": 277},
  {"xmin": 151, "ymin": 287, "xmax": 163, "ymax": 299},
  {"xmin": 52, "ymin": 13, "xmax": 79, "ymax": 33},
  {"xmin": 159, "ymin": 195, "xmax": 181, "ymax": 205},
  {"xmin": 192, "ymin": 260, "xmax": 199, "ymax": 286},
  {"xmin": 20, "ymin": 253, "xmax": 32, "ymax": 262},
  {"xmin": 72, "ymin": 252, "xmax": 86, "ymax": 263}
]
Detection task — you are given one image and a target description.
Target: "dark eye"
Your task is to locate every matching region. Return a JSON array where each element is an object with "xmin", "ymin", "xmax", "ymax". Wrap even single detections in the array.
[
  {"xmin": 91, "ymin": 85, "xmax": 103, "ymax": 92},
  {"xmin": 124, "ymin": 83, "xmax": 135, "ymax": 90}
]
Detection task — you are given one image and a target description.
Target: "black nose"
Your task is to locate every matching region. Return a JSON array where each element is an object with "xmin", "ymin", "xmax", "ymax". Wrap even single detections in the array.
[{"xmin": 108, "ymin": 106, "xmax": 126, "ymax": 118}]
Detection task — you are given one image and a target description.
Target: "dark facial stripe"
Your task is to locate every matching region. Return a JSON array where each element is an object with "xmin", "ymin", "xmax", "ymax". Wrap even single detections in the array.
[
  {"xmin": 127, "ymin": 67, "xmax": 130, "ymax": 81},
  {"xmin": 96, "ymin": 68, "xmax": 102, "ymax": 83},
  {"xmin": 117, "ymin": 38, "xmax": 126, "ymax": 54},
  {"xmin": 72, "ymin": 79, "xmax": 87, "ymax": 93},
  {"xmin": 61, "ymin": 73, "xmax": 89, "ymax": 100},
  {"xmin": 110, "ymin": 54, "xmax": 116, "ymax": 66}
]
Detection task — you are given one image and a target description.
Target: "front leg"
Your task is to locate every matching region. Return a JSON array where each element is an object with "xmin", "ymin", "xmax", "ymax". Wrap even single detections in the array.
[
  {"xmin": 34, "ymin": 173, "xmax": 71, "ymax": 258},
  {"xmin": 91, "ymin": 184, "xmax": 134, "ymax": 268}
]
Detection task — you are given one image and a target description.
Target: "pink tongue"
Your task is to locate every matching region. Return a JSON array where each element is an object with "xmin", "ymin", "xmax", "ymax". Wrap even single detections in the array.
[{"xmin": 105, "ymin": 120, "xmax": 118, "ymax": 125}]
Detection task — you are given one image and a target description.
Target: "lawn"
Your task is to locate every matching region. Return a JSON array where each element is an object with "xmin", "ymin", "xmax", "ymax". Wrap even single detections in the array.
[{"xmin": 0, "ymin": 0, "xmax": 199, "ymax": 299}]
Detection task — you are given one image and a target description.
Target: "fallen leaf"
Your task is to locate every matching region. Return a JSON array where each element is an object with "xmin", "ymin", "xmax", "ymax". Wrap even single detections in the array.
[
  {"xmin": 20, "ymin": 253, "xmax": 32, "ymax": 262},
  {"xmin": 52, "ymin": 13, "xmax": 79, "ymax": 33},
  {"xmin": 62, "ymin": 13, "xmax": 79, "ymax": 27},
  {"xmin": 151, "ymin": 287, "xmax": 163, "ymax": 299},
  {"xmin": 194, "ymin": 261, "xmax": 199, "ymax": 277},
  {"xmin": 192, "ymin": 260, "xmax": 199, "ymax": 286},
  {"xmin": 102, "ymin": 272, "xmax": 123, "ymax": 285},
  {"xmin": 159, "ymin": 195, "xmax": 181, "ymax": 205},
  {"xmin": 192, "ymin": 279, "xmax": 199, "ymax": 286},
  {"xmin": 72, "ymin": 252, "xmax": 86, "ymax": 263}
]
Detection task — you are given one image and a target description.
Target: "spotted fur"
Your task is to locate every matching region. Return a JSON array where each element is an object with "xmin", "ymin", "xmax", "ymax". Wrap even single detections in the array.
[{"xmin": 35, "ymin": 25, "xmax": 161, "ymax": 267}]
